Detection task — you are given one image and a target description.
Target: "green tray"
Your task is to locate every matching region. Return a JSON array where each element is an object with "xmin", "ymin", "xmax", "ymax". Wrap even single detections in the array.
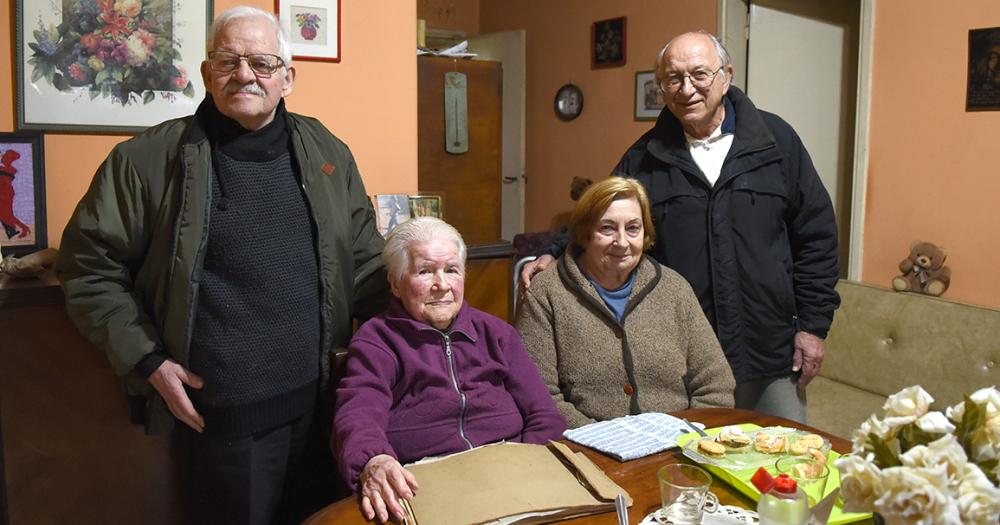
[{"xmin": 675, "ymin": 424, "xmax": 871, "ymax": 525}]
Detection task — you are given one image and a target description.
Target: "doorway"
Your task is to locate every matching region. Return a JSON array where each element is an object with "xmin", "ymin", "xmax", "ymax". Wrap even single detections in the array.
[
  {"xmin": 468, "ymin": 30, "xmax": 526, "ymax": 242},
  {"xmin": 719, "ymin": 0, "xmax": 872, "ymax": 279}
]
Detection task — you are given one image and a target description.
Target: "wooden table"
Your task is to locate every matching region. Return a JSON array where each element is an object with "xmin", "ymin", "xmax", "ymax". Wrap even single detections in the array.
[{"xmin": 305, "ymin": 407, "xmax": 858, "ymax": 525}]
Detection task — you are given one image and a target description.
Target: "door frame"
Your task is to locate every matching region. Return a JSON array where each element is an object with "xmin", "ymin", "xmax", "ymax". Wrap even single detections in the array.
[{"xmin": 718, "ymin": 0, "xmax": 874, "ymax": 280}]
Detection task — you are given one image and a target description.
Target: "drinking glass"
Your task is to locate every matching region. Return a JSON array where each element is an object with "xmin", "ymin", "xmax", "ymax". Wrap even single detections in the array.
[
  {"xmin": 657, "ymin": 464, "xmax": 719, "ymax": 525},
  {"xmin": 775, "ymin": 455, "xmax": 830, "ymax": 506}
]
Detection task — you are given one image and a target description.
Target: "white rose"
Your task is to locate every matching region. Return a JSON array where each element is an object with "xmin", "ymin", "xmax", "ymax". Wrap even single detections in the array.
[
  {"xmin": 874, "ymin": 465, "xmax": 962, "ymax": 525},
  {"xmin": 900, "ymin": 434, "xmax": 968, "ymax": 482},
  {"xmin": 915, "ymin": 411, "xmax": 956, "ymax": 434},
  {"xmin": 884, "ymin": 385, "xmax": 935, "ymax": 419},
  {"xmin": 835, "ymin": 454, "xmax": 884, "ymax": 513},
  {"xmin": 124, "ymin": 33, "xmax": 150, "ymax": 67},
  {"xmin": 852, "ymin": 414, "xmax": 894, "ymax": 452},
  {"xmin": 947, "ymin": 386, "xmax": 1000, "ymax": 422},
  {"xmin": 956, "ymin": 464, "xmax": 1000, "ymax": 525}
]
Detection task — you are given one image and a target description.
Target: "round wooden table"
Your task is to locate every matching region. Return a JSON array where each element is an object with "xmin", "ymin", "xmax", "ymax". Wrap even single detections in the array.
[{"xmin": 305, "ymin": 407, "xmax": 856, "ymax": 525}]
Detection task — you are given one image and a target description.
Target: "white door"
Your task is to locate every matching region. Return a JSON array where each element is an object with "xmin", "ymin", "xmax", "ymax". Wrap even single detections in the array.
[
  {"xmin": 742, "ymin": 0, "xmax": 859, "ymax": 277},
  {"xmin": 468, "ymin": 30, "xmax": 526, "ymax": 242}
]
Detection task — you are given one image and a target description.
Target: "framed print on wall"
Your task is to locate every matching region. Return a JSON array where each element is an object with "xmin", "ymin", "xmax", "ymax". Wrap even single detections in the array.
[
  {"xmin": 0, "ymin": 133, "xmax": 47, "ymax": 257},
  {"xmin": 634, "ymin": 70, "xmax": 665, "ymax": 121},
  {"xmin": 15, "ymin": 0, "xmax": 212, "ymax": 133},
  {"xmin": 276, "ymin": 0, "xmax": 341, "ymax": 62},
  {"xmin": 966, "ymin": 26, "xmax": 1000, "ymax": 111},
  {"xmin": 592, "ymin": 16, "xmax": 626, "ymax": 69}
]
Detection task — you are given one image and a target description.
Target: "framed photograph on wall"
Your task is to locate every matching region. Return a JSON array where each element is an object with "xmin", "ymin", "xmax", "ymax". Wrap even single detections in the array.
[
  {"xmin": 0, "ymin": 132, "xmax": 47, "ymax": 257},
  {"xmin": 592, "ymin": 16, "xmax": 626, "ymax": 69},
  {"xmin": 966, "ymin": 26, "xmax": 1000, "ymax": 111},
  {"xmin": 15, "ymin": 0, "xmax": 212, "ymax": 133},
  {"xmin": 634, "ymin": 70, "xmax": 665, "ymax": 121},
  {"xmin": 374, "ymin": 194, "xmax": 412, "ymax": 237},
  {"xmin": 276, "ymin": 0, "xmax": 341, "ymax": 62},
  {"xmin": 409, "ymin": 194, "xmax": 444, "ymax": 219}
]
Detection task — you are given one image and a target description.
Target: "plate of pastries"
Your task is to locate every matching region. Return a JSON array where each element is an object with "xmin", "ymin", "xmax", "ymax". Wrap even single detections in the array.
[{"xmin": 682, "ymin": 425, "xmax": 830, "ymax": 471}]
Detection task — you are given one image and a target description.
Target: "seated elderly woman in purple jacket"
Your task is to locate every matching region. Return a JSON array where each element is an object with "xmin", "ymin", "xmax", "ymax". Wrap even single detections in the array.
[{"xmin": 331, "ymin": 217, "xmax": 566, "ymax": 523}]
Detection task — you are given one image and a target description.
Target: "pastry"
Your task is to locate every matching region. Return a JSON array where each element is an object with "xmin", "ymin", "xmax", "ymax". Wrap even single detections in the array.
[
  {"xmin": 790, "ymin": 434, "xmax": 825, "ymax": 455},
  {"xmin": 715, "ymin": 425, "xmax": 752, "ymax": 449},
  {"xmin": 697, "ymin": 439, "xmax": 727, "ymax": 458},
  {"xmin": 753, "ymin": 432, "xmax": 788, "ymax": 454}
]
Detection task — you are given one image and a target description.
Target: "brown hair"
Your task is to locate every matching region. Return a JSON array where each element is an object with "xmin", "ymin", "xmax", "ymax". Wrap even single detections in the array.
[{"xmin": 569, "ymin": 176, "xmax": 655, "ymax": 251}]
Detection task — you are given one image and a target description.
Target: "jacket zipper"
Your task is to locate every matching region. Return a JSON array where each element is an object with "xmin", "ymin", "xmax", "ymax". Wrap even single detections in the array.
[{"xmin": 443, "ymin": 334, "xmax": 473, "ymax": 450}]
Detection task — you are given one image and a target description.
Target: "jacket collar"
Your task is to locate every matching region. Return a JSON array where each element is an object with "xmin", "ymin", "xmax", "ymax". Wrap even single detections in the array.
[
  {"xmin": 384, "ymin": 297, "xmax": 478, "ymax": 343},
  {"xmin": 557, "ymin": 253, "xmax": 661, "ymax": 325}
]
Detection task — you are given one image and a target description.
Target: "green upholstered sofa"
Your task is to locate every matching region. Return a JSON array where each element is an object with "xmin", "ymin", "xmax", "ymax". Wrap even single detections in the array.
[{"xmin": 807, "ymin": 280, "xmax": 1000, "ymax": 439}]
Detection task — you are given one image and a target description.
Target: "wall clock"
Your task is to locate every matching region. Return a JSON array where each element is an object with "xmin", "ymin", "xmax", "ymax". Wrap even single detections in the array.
[{"xmin": 554, "ymin": 83, "xmax": 584, "ymax": 121}]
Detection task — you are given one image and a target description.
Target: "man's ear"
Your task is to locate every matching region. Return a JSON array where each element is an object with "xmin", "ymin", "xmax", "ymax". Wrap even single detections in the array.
[
  {"xmin": 281, "ymin": 65, "xmax": 296, "ymax": 97},
  {"xmin": 201, "ymin": 61, "xmax": 211, "ymax": 91}
]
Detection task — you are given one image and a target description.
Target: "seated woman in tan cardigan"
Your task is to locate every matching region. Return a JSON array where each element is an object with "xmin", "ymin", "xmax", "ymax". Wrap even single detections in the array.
[{"xmin": 515, "ymin": 177, "xmax": 735, "ymax": 428}]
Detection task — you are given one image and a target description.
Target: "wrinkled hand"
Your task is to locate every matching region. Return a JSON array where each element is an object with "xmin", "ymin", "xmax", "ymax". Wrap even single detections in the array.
[
  {"xmin": 358, "ymin": 454, "xmax": 419, "ymax": 523},
  {"xmin": 792, "ymin": 331, "xmax": 826, "ymax": 387},
  {"xmin": 518, "ymin": 254, "xmax": 555, "ymax": 303},
  {"xmin": 147, "ymin": 359, "xmax": 205, "ymax": 432}
]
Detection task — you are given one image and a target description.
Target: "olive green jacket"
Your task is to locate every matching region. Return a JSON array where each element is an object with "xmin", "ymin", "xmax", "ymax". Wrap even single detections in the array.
[{"xmin": 56, "ymin": 107, "xmax": 388, "ymax": 434}]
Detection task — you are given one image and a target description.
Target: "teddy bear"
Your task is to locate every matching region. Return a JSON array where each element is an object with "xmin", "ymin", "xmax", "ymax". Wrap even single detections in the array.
[{"xmin": 891, "ymin": 241, "xmax": 951, "ymax": 296}]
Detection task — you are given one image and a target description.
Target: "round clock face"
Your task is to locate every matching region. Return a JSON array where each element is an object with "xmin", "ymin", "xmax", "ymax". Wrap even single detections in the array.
[{"xmin": 554, "ymin": 83, "xmax": 584, "ymax": 121}]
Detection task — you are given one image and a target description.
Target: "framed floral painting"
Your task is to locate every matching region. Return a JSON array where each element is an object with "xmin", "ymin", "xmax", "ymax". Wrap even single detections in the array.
[
  {"xmin": 15, "ymin": 0, "xmax": 213, "ymax": 133},
  {"xmin": 276, "ymin": 0, "xmax": 341, "ymax": 62},
  {"xmin": 0, "ymin": 133, "xmax": 47, "ymax": 257}
]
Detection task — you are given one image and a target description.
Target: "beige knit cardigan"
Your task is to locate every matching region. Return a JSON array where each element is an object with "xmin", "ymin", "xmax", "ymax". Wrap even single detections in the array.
[{"xmin": 515, "ymin": 254, "xmax": 735, "ymax": 429}]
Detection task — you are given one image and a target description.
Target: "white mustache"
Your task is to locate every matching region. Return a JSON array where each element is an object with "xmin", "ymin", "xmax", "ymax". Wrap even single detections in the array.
[{"xmin": 227, "ymin": 83, "xmax": 266, "ymax": 96}]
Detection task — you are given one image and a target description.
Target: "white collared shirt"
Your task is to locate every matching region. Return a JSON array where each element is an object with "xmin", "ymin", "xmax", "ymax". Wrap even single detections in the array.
[{"xmin": 685, "ymin": 125, "xmax": 733, "ymax": 187}]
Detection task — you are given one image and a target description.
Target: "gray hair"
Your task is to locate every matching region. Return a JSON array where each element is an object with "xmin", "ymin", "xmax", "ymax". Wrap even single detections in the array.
[
  {"xmin": 207, "ymin": 6, "xmax": 292, "ymax": 66},
  {"xmin": 383, "ymin": 217, "xmax": 467, "ymax": 282},
  {"xmin": 655, "ymin": 30, "xmax": 731, "ymax": 74}
]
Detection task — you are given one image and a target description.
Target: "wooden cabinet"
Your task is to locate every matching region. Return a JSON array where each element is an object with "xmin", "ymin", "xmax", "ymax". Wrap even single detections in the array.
[
  {"xmin": 0, "ymin": 275, "xmax": 181, "ymax": 525},
  {"xmin": 418, "ymin": 57, "xmax": 512, "ymax": 320}
]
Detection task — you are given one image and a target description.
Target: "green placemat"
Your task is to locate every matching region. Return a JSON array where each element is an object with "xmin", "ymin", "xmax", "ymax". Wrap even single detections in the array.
[{"xmin": 676, "ymin": 424, "xmax": 871, "ymax": 525}]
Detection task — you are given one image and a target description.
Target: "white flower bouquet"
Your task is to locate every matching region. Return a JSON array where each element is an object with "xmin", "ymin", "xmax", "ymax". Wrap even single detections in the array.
[{"xmin": 835, "ymin": 386, "xmax": 1000, "ymax": 524}]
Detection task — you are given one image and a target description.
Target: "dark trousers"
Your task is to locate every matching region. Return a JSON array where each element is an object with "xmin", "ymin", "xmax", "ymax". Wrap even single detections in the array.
[{"xmin": 176, "ymin": 409, "xmax": 346, "ymax": 525}]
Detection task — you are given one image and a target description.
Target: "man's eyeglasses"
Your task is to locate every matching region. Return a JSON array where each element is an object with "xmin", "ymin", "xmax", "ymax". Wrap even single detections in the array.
[
  {"xmin": 659, "ymin": 66, "xmax": 724, "ymax": 93},
  {"xmin": 207, "ymin": 51, "xmax": 285, "ymax": 77}
]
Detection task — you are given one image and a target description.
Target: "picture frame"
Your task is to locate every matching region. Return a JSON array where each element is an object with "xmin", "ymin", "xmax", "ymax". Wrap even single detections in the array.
[
  {"xmin": 0, "ymin": 132, "xmax": 47, "ymax": 257},
  {"xmin": 966, "ymin": 26, "xmax": 1000, "ymax": 111},
  {"xmin": 592, "ymin": 16, "xmax": 626, "ymax": 69},
  {"xmin": 409, "ymin": 194, "xmax": 444, "ymax": 220},
  {"xmin": 15, "ymin": 0, "xmax": 213, "ymax": 133},
  {"xmin": 634, "ymin": 70, "xmax": 665, "ymax": 121},
  {"xmin": 374, "ymin": 194, "xmax": 412, "ymax": 237},
  {"xmin": 276, "ymin": 0, "xmax": 341, "ymax": 62}
]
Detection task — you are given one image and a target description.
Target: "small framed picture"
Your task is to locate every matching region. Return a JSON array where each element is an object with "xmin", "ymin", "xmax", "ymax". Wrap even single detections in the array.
[
  {"xmin": 592, "ymin": 16, "xmax": 626, "ymax": 69},
  {"xmin": 374, "ymin": 194, "xmax": 412, "ymax": 236},
  {"xmin": 0, "ymin": 132, "xmax": 47, "ymax": 257},
  {"xmin": 966, "ymin": 26, "xmax": 1000, "ymax": 111},
  {"xmin": 634, "ymin": 70, "xmax": 665, "ymax": 121},
  {"xmin": 276, "ymin": 0, "xmax": 341, "ymax": 62},
  {"xmin": 409, "ymin": 194, "xmax": 444, "ymax": 219}
]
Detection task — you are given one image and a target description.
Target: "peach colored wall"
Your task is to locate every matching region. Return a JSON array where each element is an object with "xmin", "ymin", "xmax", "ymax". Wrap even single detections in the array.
[
  {"xmin": 479, "ymin": 0, "xmax": 715, "ymax": 232},
  {"xmin": 863, "ymin": 0, "xmax": 1000, "ymax": 307},
  {"xmin": 418, "ymin": 0, "xmax": 479, "ymax": 36},
  {"xmin": 1, "ymin": 0, "xmax": 416, "ymax": 249}
]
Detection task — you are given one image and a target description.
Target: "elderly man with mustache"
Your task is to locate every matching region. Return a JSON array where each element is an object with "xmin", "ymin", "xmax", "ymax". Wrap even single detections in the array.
[{"xmin": 56, "ymin": 6, "xmax": 387, "ymax": 524}]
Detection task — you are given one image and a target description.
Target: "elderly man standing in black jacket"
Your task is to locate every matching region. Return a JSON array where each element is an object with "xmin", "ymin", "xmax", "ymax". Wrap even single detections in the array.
[{"xmin": 520, "ymin": 31, "xmax": 839, "ymax": 424}]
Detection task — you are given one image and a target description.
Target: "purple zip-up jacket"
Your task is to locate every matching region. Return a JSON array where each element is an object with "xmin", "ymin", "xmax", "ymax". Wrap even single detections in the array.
[{"xmin": 331, "ymin": 299, "xmax": 566, "ymax": 490}]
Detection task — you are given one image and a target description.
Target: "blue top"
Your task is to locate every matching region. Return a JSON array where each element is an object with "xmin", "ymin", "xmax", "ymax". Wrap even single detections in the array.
[{"xmin": 589, "ymin": 270, "xmax": 637, "ymax": 322}]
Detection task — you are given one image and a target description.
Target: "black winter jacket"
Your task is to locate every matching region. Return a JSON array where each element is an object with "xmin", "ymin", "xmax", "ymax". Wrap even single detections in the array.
[{"xmin": 547, "ymin": 87, "xmax": 840, "ymax": 383}]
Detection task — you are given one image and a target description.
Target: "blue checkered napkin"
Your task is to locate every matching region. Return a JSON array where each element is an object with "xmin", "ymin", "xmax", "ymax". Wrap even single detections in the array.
[{"xmin": 562, "ymin": 412, "xmax": 696, "ymax": 461}]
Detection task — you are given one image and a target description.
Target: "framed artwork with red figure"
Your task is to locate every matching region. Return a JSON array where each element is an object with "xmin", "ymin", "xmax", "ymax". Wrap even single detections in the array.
[
  {"xmin": 276, "ymin": 0, "xmax": 341, "ymax": 62},
  {"xmin": 0, "ymin": 132, "xmax": 46, "ymax": 257}
]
